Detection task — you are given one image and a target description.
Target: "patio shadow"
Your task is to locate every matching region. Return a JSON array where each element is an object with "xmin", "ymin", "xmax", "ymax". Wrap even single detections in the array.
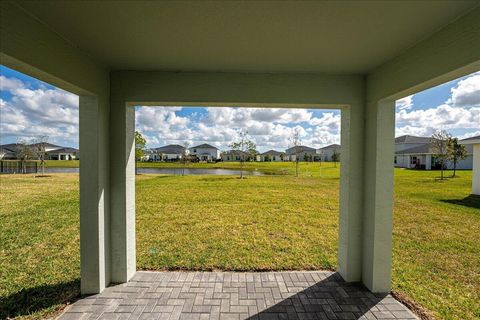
[
  {"xmin": 0, "ymin": 279, "xmax": 80, "ymax": 319},
  {"xmin": 245, "ymin": 273, "xmax": 416, "ymax": 320},
  {"xmin": 441, "ymin": 194, "xmax": 480, "ymax": 210}
]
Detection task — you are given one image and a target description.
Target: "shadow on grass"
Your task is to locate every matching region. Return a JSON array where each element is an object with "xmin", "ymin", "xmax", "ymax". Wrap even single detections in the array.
[
  {"xmin": 0, "ymin": 279, "xmax": 80, "ymax": 319},
  {"xmin": 441, "ymin": 194, "xmax": 480, "ymax": 209}
]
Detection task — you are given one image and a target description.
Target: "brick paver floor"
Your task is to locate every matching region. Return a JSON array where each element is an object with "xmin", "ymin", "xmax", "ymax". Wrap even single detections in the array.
[{"xmin": 59, "ymin": 271, "xmax": 418, "ymax": 320}]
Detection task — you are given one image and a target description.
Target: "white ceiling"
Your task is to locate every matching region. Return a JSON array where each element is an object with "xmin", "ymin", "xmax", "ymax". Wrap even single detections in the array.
[{"xmin": 16, "ymin": 0, "xmax": 479, "ymax": 73}]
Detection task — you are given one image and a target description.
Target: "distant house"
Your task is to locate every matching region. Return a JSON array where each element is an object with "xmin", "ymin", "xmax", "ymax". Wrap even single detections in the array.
[
  {"xmin": 285, "ymin": 145, "xmax": 317, "ymax": 162},
  {"xmin": 256, "ymin": 150, "xmax": 284, "ymax": 162},
  {"xmin": 0, "ymin": 142, "xmax": 79, "ymax": 160},
  {"xmin": 0, "ymin": 144, "xmax": 18, "ymax": 160},
  {"xmin": 190, "ymin": 144, "xmax": 220, "ymax": 162},
  {"xmin": 221, "ymin": 150, "xmax": 250, "ymax": 162},
  {"xmin": 47, "ymin": 147, "xmax": 79, "ymax": 160},
  {"xmin": 30, "ymin": 142, "xmax": 64, "ymax": 152},
  {"xmin": 317, "ymin": 144, "xmax": 341, "ymax": 162},
  {"xmin": 151, "ymin": 144, "xmax": 186, "ymax": 162},
  {"xmin": 394, "ymin": 135, "xmax": 473, "ymax": 170}
]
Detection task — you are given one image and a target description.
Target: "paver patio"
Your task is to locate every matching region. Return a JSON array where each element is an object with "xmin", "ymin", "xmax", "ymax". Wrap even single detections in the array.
[{"xmin": 59, "ymin": 271, "xmax": 417, "ymax": 320}]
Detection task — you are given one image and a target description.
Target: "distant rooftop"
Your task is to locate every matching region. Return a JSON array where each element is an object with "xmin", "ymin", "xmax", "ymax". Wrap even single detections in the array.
[
  {"xmin": 318, "ymin": 144, "xmax": 340, "ymax": 150},
  {"xmin": 395, "ymin": 135, "xmax": 432, "ymax": 144},
  {"xmin": 154, "ymin": 144, "xmax": 185, "ymax": 154},
  {"xmin": 191, "ymin": 143, "xmax": 218, "ymax": 150},
  {"xmin": 260, "ymin": 150, "xmax": 284, "ymax": 156}
]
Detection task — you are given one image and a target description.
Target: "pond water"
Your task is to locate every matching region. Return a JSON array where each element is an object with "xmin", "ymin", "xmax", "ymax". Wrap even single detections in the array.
[{"xmin": 45, "ymin": 167, "xmax": 266, "ymax": 176}]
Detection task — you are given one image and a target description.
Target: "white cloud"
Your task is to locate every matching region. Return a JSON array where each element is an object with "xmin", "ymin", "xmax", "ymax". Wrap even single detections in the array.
[
  {"xmin": 0, "ymin": 76, "xmax": 79, "ymax": 146},
  {"xmin": 135, "ymin": 106, "xmax": 340, "ymax": 152},
  {"xmin": 450, "ymin": 73, "xmax": 480, "ymax": 108},
  {"xmin": 395, "ymin": 72, "xmax": 480, "ymax": 138},
  {"xmin": 395, "ymin": 95, "xmax": 414, "ymax": 110}
]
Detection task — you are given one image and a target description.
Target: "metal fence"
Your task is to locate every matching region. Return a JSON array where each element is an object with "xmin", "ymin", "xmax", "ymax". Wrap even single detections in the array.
[{"xmin": 0, "ymin": 160, "xmax": 38, "ymax": 174}]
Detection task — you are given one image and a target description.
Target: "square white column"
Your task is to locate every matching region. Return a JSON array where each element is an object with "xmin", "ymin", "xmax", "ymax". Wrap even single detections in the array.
[
  {"xmin": 110, "ymin": 101, "xmax": 136, "ymax": 283},
  {"xmin": 362, "ymin": 100, "xmax": 395, "ymax": 293},
  {"xmin": 338, "ymin": 103, "xmax": 365, "ymax": 282},
  {"xmin": 79, "ymin": 95, "xmax": 110, "ymax": 294}
]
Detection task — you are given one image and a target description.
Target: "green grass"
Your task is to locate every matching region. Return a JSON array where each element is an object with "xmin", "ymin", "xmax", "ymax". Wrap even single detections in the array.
[{"xmin": 0, "ymin": 165, "xmax": 479, "ymax": 319}]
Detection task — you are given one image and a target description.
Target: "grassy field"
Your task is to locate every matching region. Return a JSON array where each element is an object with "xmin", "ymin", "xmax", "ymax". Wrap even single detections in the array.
[{"xmin": 0, "ymin": 163, "xmax": 479, "ymax": 319}]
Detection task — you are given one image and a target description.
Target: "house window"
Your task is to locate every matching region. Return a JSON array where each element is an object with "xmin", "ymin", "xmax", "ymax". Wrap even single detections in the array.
[
  {"xmin": 410, "ymin": 156, "xmax": 417, "ymax": 165},
  {"xmin": 193, "ymin": 149, "xmax": 197, "ymax": 153},
  {"xmin": 394, "ymin": 156, "xmax": 397, "ymax": 164},
  {"xmin": 273, "ymin": 156, "xmax": 276, "ymax": 161}
]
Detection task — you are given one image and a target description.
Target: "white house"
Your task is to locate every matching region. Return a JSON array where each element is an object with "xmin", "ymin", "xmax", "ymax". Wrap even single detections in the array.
[
  {"xmin": 256, "ymin": 150, "xmax": 284, "ymax": 162},
  {"xmin": 47, "ymin": 147, "xmax": 79, "ymax": 160},
  {"xmin": 460, "ymin": 135, "xmax": 480, "ymax": 195},
  {"xmin": 0, "ymin": 144, "xmax": 18, "ymax": 160},
  {"xmin": 151, "ymin": 144, "xmax": 187, "ymax": 161},
  {"xmin": 285, "ymin": 145, "xmax": 317, "ymax": 162},
  {"xmin": 221, "ymin": 150, "xmax": 249, "ymax": 162},
  {"xmin": 394, "ymin": 135, "xmax": 473, "ymax": 170},
  {"xmin": 190, "ymin": 144, "xmax": 220, "ymax": 162},
  {"xmin": 317, "ymin": 144, "xmax": 341, "ymax": 162}
]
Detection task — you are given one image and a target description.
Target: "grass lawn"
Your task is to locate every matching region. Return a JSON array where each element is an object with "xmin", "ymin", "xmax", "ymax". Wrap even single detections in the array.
[{"xmin": 0, "ymin": 163, "xmax": 479, "ymax": 319}]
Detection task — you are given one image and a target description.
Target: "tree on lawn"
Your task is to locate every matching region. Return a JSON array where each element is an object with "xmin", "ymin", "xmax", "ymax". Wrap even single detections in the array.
[
  {"xmin": 230, "ymin": 130, "xmax": 256, "ymax": 179},
  {"xmin": 134, "ymin": 131, "xmax": 147, "ymax": 175},
  {"xmin": 290, "ymin": 129, "xmax": 301, "ymax": 177},
  {"xmin": 32, "ymin": 135, "xmax": 49, "ymax": 175},
  {"xmin": 331, "ymin": 149, "xmax": 340, "ymax": 167},
  {"xmin": 431, "ymin": 130, "xmax": 451, "ymax": 180},
  {"xmin": 15, "ymin": 138, "xmax": 34, "ymax": 174},
  {"xmin": 181, "ymin": 141, "xmax": 191, "ymax": 176},
  {"xmin": 447, "ymin": 137, "xmax": 467, "ymax": 178}
]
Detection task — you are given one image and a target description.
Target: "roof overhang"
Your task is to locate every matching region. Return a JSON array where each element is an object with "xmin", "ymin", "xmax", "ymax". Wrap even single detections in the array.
[{"xmin": 12, "ymin": 1, "xmax": 479, "ymax": 74}]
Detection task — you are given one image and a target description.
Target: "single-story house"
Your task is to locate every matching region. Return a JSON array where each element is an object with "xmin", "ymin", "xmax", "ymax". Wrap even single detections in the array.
[
  {"xmin": 394, "ymin": 135, "xmax": 473, "ymax": 170},
  {"xmin": 150, "ymin": 144, "xmax": 187, "ymax": 161},
  {"xmin": 0, "ymin": 144, "xmax": 18, "ymax": 160},
  {"xmin": 256, "ymin": 150, "xmax": 284, "ymax": 162},
  {"xmin": 47, "ymin": 147, "xmax": 80, "ymax": 160},
  {"xmin": 190, "ymin": 143, "xmax": 220, "ymax": 162},
  {"xmin": 221, "ymin": 150, "xmax": 251, "ymax": 162},
  {"xmin": 30, "ymin": 142, "xmax": 65, "ymax": 152},
  {"xmin": 317, "ymin": 144, "xmax": 341, "ymax": 162},
  {"xmin": 285, "ymin": 145, "xmax": 317, "ymax": 162}
]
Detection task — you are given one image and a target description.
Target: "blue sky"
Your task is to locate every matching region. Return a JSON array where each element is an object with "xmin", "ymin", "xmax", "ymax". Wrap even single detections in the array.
[{"xmin": 1, "ymin": 65, "xmax": 479, "ymax": 152}]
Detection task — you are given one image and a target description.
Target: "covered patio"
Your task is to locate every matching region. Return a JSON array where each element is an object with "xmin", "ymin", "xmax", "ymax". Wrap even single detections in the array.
[{"xmin": 1, "ymin": 1, "xmax": 479, "ymax": 319}]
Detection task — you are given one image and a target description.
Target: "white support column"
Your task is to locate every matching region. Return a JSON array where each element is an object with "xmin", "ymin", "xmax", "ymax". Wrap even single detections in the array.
[
  {"xmin": 425, "ymin": 154, "xmax": 432, "ymax": 170},
  {"xmin": 473, "ymin": 144, "xmax": 480, "ymax": 195},
  {"xmin": 79, "ymin": 95, "xmax": 110, "ymax": 294},
  {"xmin": 338, "ymin": 103, "xmax": 365, "ymax": 282},
  {"xmin": 362, "ymin": 100, "xmax": 395, "ymax": 293},
  {"xmin": 110, "ymin": 100, "xmax": 136, "ymax": 283}
]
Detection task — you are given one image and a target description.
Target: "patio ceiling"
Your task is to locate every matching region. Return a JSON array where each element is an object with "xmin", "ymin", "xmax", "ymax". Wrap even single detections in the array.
[{"xmin": 14, "ymin": 0, "xmax": 479, "ymax": 73}]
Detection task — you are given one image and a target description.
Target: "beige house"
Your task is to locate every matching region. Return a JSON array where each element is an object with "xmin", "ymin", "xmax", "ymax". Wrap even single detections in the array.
[{"xmin": 256, "ymin": 150, "xmax": 284, "ymax": 162}]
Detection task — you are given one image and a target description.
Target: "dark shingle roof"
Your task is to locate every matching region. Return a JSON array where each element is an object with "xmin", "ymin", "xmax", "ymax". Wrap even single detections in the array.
[
  {"xmin": 260, "ymin": 150, "xmax": 284, "ymax": 156},
  {"xmin": 395, "ymin": 144, "xmax": 432, "ymax": 155},
  {"xmin": 0, "ymin": 143, "xmax": 17, "ymax": 152},
  {"xmin": 30, "ymin": 142, "xmax": 64, "ymax": 149},
  {"xmin": 460, "ymin": 135, "xmax": 480, "ymax": 142},
  {"xmin": 191, "ymin": 143, "xmax": 218, "ymax": 150},
  {"xmin": 46, "ymin": 147, "xmax": 79, "ymax": 153},
  {"xmin": 395, "ymin": 135, "xmax": 431, "ymax": 144},
  {"xmin": 318, "ymin": 144, "xmax": 340, "ymax": 150},
  {"xmin": 222, "ymin": 150, "xmax": 249, "ymax": 156},
  {"xmin": 154, "ymin": 144, "xmax": 185, "ymax": 154},
  {"xmin": 285, "ymin": 145, "xmax": 316, "ymax": 154},
  {"xmin": 396, "ymin": 143, "xmax": 473, "ymax": 155}
]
